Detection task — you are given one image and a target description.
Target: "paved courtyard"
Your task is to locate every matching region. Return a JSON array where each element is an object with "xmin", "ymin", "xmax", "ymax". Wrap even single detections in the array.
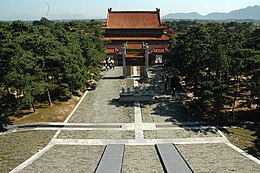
[{"xmin": 7, "ymin": 66, "xmax": 260, "ymax": 173}]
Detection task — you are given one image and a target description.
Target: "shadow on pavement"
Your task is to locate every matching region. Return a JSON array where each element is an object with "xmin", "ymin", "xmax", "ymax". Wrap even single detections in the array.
[
  {"xmin": 109, "ymin": 98, "xmax": 134, "ymax": 108},
  {"xmin": 102, "ymin": 76, "xmax": 124, "ymax": 80},
  {"xmin": 140, "ymin": 66, "xmax": 204, "ymax": 123}
]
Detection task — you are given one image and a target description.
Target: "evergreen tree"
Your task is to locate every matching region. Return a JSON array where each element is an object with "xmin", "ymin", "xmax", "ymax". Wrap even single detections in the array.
[
  {"xmin": 0, "ymin": 18, "xmax": 106, "ymax": 117},
  {"xmin": 168, "ymin": 21, "xmax": 259, "ymax": 120}
]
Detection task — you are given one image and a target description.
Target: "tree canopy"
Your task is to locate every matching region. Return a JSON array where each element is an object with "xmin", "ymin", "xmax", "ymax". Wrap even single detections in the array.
[
  {"xmin": 167, "ymin": 21, "xmax": 260, "ymax": 122},
  {"xmin": 0, "ymin": 18, "xmax": 105, "ymax": 116}
]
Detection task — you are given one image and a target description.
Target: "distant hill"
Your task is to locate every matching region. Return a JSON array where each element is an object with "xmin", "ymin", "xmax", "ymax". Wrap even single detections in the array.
[
  {"xmin": 47, "ymin": 13, "xmax": 87, "ymax": 20},
  {"xmin": 165, "ymin": 12, "xmax": 203, "ymax": 20},
  {"xmin": 0, "ymin": 13, "xmax": 102, "ymax": 21},
  {"xmin": 162, "ymin": 5, "xmax": 260, "ymax": 20}
]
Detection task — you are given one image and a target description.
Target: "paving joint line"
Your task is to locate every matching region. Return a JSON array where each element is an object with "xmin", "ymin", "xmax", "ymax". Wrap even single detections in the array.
[
  {"xmin": 49, "ymin": 137, "xmax": 228, "ymax": 145},
  {"xmin": 5, "ymin": 123, "xmax": 239, "ymax": 133},
  {"xmin": 64, "ymin": 90, "xmax": 89, "ymax": 123}
]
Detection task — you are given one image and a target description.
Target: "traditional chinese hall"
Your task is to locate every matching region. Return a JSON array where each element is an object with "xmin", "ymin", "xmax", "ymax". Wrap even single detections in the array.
[{"xmin": 103, "ymin": 8, "xmax": 171, "ymax": 77}]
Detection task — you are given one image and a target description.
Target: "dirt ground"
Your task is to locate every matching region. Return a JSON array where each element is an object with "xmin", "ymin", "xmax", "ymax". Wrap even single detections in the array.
[
  {"xmin": 9, "ymin": 96, "xmax": 80, "ymax": 125},
  {"xmin": 0, "ymin": 130, "xmax": 56, "ymax": 173}
]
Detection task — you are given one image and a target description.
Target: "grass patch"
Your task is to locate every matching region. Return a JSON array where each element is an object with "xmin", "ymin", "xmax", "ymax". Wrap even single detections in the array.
[{"xmin": 223, "ymin": 127, "xmax": 260, "ymax": 159}]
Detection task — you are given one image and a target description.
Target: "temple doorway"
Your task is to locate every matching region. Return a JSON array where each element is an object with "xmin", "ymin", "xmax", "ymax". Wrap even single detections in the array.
[{"xmin": 126, "ymin": 66, "xmax": 145, "ymax": 77}]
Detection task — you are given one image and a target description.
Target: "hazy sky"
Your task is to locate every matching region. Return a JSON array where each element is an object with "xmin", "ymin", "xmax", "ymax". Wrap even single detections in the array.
[{"xmin": 0, "ymin": 0, "xmax": 259, "ymax": 20}]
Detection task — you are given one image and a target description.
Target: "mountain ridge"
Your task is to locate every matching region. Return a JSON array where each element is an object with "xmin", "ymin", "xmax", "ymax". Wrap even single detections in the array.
[{"xmin": 162, "ymin": 5, "xmax": 260, "ymax": 20}]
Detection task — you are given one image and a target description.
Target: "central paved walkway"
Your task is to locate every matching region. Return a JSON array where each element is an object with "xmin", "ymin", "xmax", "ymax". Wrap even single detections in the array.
[{"xmin": 10, "ymin": 66, "xmax": 260, "ymax": 173}]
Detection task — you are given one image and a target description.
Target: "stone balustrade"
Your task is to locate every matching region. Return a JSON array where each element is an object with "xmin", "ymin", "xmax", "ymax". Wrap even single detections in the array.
[{"xmin": 119, "ymin": 86, "xmax": 154, "ymax": 102}]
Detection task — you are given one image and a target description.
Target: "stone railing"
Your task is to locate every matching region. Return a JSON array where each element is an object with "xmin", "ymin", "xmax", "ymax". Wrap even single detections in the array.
[{"xmin": 119, "ymin": 86, "xmax": 154, "ymax": 102}]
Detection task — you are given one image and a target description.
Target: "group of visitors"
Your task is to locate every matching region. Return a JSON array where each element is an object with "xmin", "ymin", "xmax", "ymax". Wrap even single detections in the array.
[
  {"xmin": 161, "ymin": 71, "xmax": 182, "ymax": 96},
  {"xmin": 102, "ymin": 58, "xmax": 115, "ymax": 71}
]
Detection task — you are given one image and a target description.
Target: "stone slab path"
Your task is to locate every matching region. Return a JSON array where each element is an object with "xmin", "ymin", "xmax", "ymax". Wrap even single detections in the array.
[
  {"xmin": 9, "ymin": 66, "xmax": 260, "ymax": 173},
  {"xmin": 156, "ymin": 143, "xmax": 193, "ymax": 173},
  {"xmin": 95, "ymin": 144, "xmax": 125, "ymax": 173}
]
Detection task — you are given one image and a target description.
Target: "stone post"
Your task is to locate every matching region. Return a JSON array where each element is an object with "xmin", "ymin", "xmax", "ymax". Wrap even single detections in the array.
[
  {"xmin": 122, "ymin": 43, "xmax": 127, "ymax": 78},
  {"xmin": 144, "ymin": 43, "xmax": 149, "ymax": 78}
]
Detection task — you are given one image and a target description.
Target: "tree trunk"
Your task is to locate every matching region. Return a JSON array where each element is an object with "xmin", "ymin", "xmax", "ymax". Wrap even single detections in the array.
[
  {"xmin": 31, "ymin": 101, "xmax": 36, "ymax": 113},
  {"xmin": 43, "ymin": 60, "xmax": 52, "ymax": 106},
  {"xmin": 232, "ymin": 76, "xmax": 239, "ymax": 112},
  {"xmin": 46, "ymin": 89, "xmax": 52, "ymax": 106}
]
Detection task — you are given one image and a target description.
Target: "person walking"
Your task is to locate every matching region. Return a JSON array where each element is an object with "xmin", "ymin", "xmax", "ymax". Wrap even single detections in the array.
[
  {"xmin": 171, "ymin": 75, "xmax": 181, "ymax": 96},
  {"xmin": 105, "ymin": 60, "xmax": 109, "ymax": 71},
  {"xmin": 111, "ymin": 59, "xmax": 115, "ymax": 70},
  {"xmin": 164, "ymin": 74, "xmax": 169, "ymax": 91},
  {"xmin": 108, "ymin": 59, "xmax": 112, "ymax": 70}
]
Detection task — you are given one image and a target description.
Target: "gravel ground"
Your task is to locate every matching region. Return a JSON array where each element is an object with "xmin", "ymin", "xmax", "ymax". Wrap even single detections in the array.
[
  {"xmin": 123, "ymin": 145, "xmax": 165, "ymax": 173},
  {"xmin": 176, "ymin": 143, "xmax": 260, "ymax": 173},
  {"xmin": 141, "ymin": 104, "xmax": 154, "ymax": 122},
  {"xmin": 141, "ymin": 66, "xmax": 201, "ymax": 123},
  {"xmin": 68, "ymin": 67, "xmax": 134, "ymax": 123},
  {"xmin": 0, "ymin": 130, "xmax": 55, "ymax": 173},
  {"xmin": 57, "ymin": 130, "xmax": 135, "ymax": 139},
  {"xmin": 20, "ymin": 145, "xmax": 105, "ymax": 173},
  {"xmin": 144, "ymin": 129, "xmax": 221, "ymax": 139}
]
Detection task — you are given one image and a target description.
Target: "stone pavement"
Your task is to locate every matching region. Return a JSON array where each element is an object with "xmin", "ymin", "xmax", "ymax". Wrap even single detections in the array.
[{"xmin": 10, "ymin": 66, "xmax": 260, "ymax": 173}]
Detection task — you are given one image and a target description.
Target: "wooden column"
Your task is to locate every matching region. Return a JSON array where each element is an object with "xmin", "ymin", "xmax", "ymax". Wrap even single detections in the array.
[
  {"xmin": 144, "ymin": 43, "xmax": 149, "ymax": 78},
  {"xmin": 122, "ymin": 43, "xmax": 126, "ymax": 78}
]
